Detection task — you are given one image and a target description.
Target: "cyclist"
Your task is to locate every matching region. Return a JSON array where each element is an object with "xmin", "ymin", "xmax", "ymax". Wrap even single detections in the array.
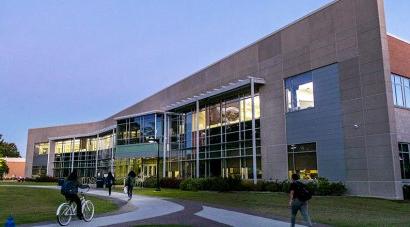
[{"xmin": 61, "ymin": 170, "xmax": 89, "ymax": 220}]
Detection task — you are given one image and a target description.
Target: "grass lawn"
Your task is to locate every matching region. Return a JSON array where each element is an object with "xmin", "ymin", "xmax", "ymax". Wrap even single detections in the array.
[
  {"xmin": 0, "ymin": 186, "xmax": 118, "ymax": 224},
  {"xmin": 120, "ymin": 187, "xmax": 410, "ymax": 227}
]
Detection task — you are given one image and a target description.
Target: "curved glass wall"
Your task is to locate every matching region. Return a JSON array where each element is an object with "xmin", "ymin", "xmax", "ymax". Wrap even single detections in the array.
[{"xmin": 53, "ymin": 132, "xmax": 114, "ymax": 178}]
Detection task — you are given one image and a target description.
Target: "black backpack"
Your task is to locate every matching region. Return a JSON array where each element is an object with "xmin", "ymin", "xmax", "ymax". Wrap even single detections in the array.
[
  {"xmin": 61, "ymin": 180, "xmax": 78, "ymax": 195},
  {"xmin": 296, "ymin": 181, "xmax": 312, "ymax": 202}
]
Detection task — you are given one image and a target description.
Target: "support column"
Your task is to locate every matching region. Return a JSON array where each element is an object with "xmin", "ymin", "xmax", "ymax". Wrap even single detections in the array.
[
  {"xmin": 251, "ymin": 77, "xmax": 257, "ymax": 184},
  {"xmin": 47, "ymin": 140, "xmax": 51, "ymax": 176},
  {"xmin": 196, "ymin": 100, "xmax": 200, "ymax": 178},
  {"xmin": 111, "ymin": 129, "xmax": 115, "ymax": 173},
  {"xmin": 95, "ymin": 134, "xmax": 99, "ymax": 177},
  {"xmin": 71, "ymin": 138, "xmax": 75, "ymax": 172},
  {"xmin": 163, "ymin": 113, "xmax": 167, "ymax": 177}
]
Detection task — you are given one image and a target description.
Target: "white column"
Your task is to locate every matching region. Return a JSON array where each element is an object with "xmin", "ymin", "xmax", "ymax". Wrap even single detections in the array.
[
  {"xmin": 47, "ymin": 140, "xmax": 51, "ymax": 176},
  {"xmin": 95, "ymin": 134, "xmax": 99, "ymax": 177},
  {"xmin": 251, "ymin": 77, "xmax": 257, "ymax": 184},
  {"xmin": 111, "ymin": 129, "xmax": 115, "ymax": 173},
  {"xmin": 196, "ymin": 100, "xmax": 200, "ymax": 178},
  {"xmin": 71, "ymin": 138, "xmax": 75, "ymax": 172},
  {"xmin": 163, "ymin": 113, "xmax": 167, "ymax": 177},
  {"xmin": 154, "ymin": 113, "xmax": 157, "ymax": 139}
]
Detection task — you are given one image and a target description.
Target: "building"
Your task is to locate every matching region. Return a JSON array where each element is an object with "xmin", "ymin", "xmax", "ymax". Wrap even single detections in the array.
[
  {"xmin": 25, "ymin": 0, "xmax": 410, "ymax": 199},
  {"xmin": 3, "ymin": 158, "xmax": 26, "ymax": 179}
]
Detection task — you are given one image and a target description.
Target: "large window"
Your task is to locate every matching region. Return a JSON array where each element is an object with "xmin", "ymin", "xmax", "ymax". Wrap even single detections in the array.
[
  {"xmin": 167, "ymin": 93, "xmax": 261, "ymax": 179},
  {"xmin": 117, "ymin": 113, "xmax": 163, "ymax": 145},
  {"xmin": 399, "ymin": 143, "xmax": 410, "ymax": 179},
  {"xmin": 285, "ymin": 73, "xmax": 314, "ymax": 112},
  {"xmin": 392, "ymin": 74, "xmax": 410, "ymax": 108},
  {"xmin": 34, "ymin": 142, "xmax": 49, "ymax": 155},
  {"xmin": 288, "ymin": 143, "xmax": 318, "ymax": 179}
]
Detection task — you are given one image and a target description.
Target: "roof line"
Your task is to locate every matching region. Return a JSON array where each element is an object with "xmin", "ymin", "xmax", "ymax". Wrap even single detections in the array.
[{"xmin": 388, "ymin": 33, "xmax": 410, "ymax": 45}]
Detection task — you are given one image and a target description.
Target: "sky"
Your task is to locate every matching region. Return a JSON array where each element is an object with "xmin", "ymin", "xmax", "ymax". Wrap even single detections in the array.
[{"xmin": 0, "ymin": 0, "xmax": 409, "ymax": 158}]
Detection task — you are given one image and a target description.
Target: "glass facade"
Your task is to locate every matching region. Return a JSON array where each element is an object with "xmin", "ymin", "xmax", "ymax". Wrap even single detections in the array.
[
  {"xmin": 32, "ymin": 142, "xmax": 49, "ymax": 177},
  {"xmin": 167, "ymin": 93, "xmax": 261, "ymax": 179},
  {"xmin": 399, "ymin": 143, "xmax": 410, "ymax": 179},
  {"xmin": 288, "ymin": 143, "xmax": 318, "ymax": 179},
  {"xmin": 117, "ymin": 113, "xmax": 163, "ymax": 145},
  {"xmin": 285, "ymin": 72, "xmax": 314, "ymax": 112},
  {"xmin": 392, "ymin": 74, "xmax": 410, "ymax": 108},
  {"xmin": 53, "ymin": 132, "xmax": 114, "ymax": 178}
]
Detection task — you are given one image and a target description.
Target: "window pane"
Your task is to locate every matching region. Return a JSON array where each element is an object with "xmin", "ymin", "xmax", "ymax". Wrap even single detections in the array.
[
  {"xmin": 285, "ymin": 73, "xmax": 314, "ymax": 112},
  {"xmin": 391, "ymin": 75, "xmax": 397, "ymax": 105},
  {"xmin": 288, "ymin": 143, "xmax": 318, "ymax": 179},
  {"xmin": 395, "ymin": 84, "xmax": 404, "ymax": 107},
  {"xmin": 404, "ymin": 81, "xmax": 410, "ymax": 108}
]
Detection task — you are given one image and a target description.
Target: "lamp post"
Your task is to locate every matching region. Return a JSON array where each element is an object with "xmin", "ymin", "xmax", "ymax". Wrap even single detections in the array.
[{"xmin": 147, "ymin": 137, "xmax": 161, "ymax": 191}]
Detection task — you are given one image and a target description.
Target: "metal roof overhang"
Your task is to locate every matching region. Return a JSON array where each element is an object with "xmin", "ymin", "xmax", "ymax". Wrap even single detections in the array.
[
  {"xmin": 165, "ymin": 77, "xmax": 265, "ymax": 110},
  {"xmin": 113, "ymin": 110, "xmax": 165, "ymax": 121},
  {"xmin": 48, "ymin": 124, "xmax": 116, "ymax": 141}
]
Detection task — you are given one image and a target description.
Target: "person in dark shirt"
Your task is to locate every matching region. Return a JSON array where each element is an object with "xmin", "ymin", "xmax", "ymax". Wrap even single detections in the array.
[
  {"xmin": 105, "ymin": 172, "xmax": 115, "ymax": 196},
  {"xmin": 289, "ymin": 173, "xmax": 312, "ymax": 227},
  {"xmin": 64, "ymin": 170, "xmax": 89, "ymax": 220}
]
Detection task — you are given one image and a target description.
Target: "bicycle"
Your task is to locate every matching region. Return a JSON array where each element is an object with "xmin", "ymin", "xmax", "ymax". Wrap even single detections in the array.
[{"xmin": 56, "ymin": 186, "xmax": 95, "ymax": 226}]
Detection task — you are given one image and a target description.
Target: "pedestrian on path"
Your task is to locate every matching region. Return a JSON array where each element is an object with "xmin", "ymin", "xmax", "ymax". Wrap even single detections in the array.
[
  {"xmin": 125, "ymin": 170, "xmax": 136, "ymax": 200},
  {"xmin": 289, "ymin": 173, "xmax": 313, "ymax": 227},
  {"xmin": 105, "ymin": 172, "xmax": 115, "ymax": 196}
]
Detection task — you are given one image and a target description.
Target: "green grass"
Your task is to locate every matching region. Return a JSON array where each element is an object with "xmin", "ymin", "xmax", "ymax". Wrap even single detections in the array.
[
  {"xmin": 0, "ymin": 187, "xmax": 118, "ymax": 224},
  {"xmin": 119, "ymin": 187, "xmax": 410, "ymax": 227}
]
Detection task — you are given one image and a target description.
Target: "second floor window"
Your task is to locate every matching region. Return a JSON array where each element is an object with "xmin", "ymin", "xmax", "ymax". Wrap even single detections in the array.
[
  {"xmin": 392, "ymin": 74, "xmax": 410, "ymax": 108},
  {"xmin": 285, "ymin": 73, "xmax": 314, "ymax": 112}
]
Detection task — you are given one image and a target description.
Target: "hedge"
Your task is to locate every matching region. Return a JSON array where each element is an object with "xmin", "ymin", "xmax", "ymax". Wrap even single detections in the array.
[{"xmin": 179, "ymin": 177, "xmax": 347, "ymax": 196}]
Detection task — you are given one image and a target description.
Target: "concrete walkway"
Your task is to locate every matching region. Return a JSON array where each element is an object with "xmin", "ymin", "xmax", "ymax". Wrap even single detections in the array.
[{"xmin": 196, "ymin": 206, "xmax": 305, "ymax": 227}]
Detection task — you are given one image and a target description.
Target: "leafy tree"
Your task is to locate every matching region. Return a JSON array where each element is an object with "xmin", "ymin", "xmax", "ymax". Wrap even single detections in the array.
[
  {"xmin": 0, "ymin": 134, "xmax": 20, "ymax": 158},
  {"xmin": 0, "ymin": 158, "xmax": 9, "ymax": 179}
]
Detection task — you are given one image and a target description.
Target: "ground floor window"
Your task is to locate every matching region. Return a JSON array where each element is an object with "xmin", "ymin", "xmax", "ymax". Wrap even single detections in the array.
[
  {"xmin": 399, "ymin": 143, "xmax": 410, "ymax": 179},
  {"xmin": 288, "ymin": 143, "xmax": 318, "ymax": 180},
  {"xmin": 32, "ymin": 165, "xmax": 47, "ymax": 177},
  {"xmin": 114, "ymin": 157, "xmax": 162, "ymax": 180}
]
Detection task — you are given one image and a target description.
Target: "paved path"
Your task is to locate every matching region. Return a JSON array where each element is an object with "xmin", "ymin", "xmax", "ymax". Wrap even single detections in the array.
[
  {"xmin": 196, "ymin": 206, "xmax": 305, "ymax": 227},
  {"xmin": 1, "ymin": 185, "xmax": 312, "ymax": 227}
]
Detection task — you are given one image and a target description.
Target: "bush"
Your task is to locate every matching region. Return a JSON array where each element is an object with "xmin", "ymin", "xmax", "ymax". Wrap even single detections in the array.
[
  {"xmin": 180, "ymin": 178, "xmax": 201, "ymax": 191},
  {"xmin": 33, "ymin": 176, "xmax": 57, "ymax": 182},
  {"xmin": 160, "ymin": 178, "xmax": 182, "ymax": 189},
  {"xmin": 312, "ymin": 177, "xmax": 346, "ymax": 196},
  {"xmin": 265, "ymin": 180, "xmax": 283, "ymax": 192},
  {"xmin": 144, "ymin": 176, "xmax": 158, "ymax": 188},
  {"xmin": 403, "ymin": 185, "xmax": 410, "ymax": 200}
]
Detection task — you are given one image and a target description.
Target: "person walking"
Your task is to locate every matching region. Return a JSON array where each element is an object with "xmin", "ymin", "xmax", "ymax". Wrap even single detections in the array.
[
  {"xmin": 105, "ymin": 172, "xmax": 115, "ymax": 196},
  {"xmin": 289, "ymin": 173, "xmax": 313, "ymax": 227},
  {"xmin": 125, "ymin": 170, "xmax": 136, "ymax": 200}
]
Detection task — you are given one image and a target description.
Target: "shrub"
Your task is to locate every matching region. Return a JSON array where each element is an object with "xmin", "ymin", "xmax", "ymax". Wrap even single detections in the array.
[
  {"xmin": 265, "ymin": 180, "xmax": 283, "ymax": 192},
  {"xmin": 34, "ymin": 176, "xmax": 57, "ymax": 182},
  {"xmin": 160, "ymin": 177, "xmax": 182, "ymax": 189},
  {"xmin": 240, "ymin": 180, "xmax": 255, "ymax": 191},
  {"xmin": 180, "ymin": 178, "xmax": 201, "ymax": 191},
  {"xmin": 403, "ymin": 185, "xmax": 410, "ymax": 200},
  {"xmin": 144, "ymin": 176, "xmax": 158, "ymax": 188}
]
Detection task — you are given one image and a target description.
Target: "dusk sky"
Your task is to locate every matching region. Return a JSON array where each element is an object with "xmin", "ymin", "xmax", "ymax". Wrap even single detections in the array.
[{"xmin": 1, "ymin": 0, "xmax": 409, "ymax": 157}]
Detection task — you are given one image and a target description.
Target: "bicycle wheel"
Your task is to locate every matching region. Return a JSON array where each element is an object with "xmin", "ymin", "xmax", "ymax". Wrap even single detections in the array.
[
  {"xmin": 56, "ymin": 203, "xmax": 72, "ymax": 226},
  {"xmin": 82, "ymin": 200, "xmax": 95, "ymax": 222}
]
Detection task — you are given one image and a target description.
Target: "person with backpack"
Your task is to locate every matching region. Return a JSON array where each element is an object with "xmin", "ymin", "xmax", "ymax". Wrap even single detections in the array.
[
  {"xmin": 105, "ymin": 172, "xmax": 115, "ymax": 196},
  {"xmin": 289, "ymin": 173, "xmax": 313, "ymax": 227},
  {"xmin": 125, "ymin": 170, "xmax": 136, "ymax": 200},
  {"xmin": 60, "ymin": 170, "xmax": 89, "ymax": 220}
]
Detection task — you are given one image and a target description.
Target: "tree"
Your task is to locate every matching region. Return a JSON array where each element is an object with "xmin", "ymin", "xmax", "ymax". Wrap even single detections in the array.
[
  {"xmin": 0, "ymin": 158, "xmax": 9, "ymax": 180},
  {"xmin": 0, "ymin": 134, "xmax": 20, "ymax": 158}
]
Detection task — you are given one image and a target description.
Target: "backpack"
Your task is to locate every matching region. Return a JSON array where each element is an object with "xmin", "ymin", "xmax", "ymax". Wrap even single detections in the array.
[
  {"xmin": 296, "ymin": 181, "xmax": 312, "ymax": 202},
  {"xmin": 61, "ymin": 180, "xmax": 78, "ymax": 195}
]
